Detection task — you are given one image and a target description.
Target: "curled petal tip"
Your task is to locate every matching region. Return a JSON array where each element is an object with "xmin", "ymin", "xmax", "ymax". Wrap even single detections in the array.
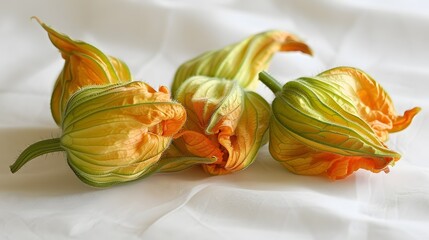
[
  {"xmin": 31, "ymin": 16, "xmax": 43, "ymax": 25},
  {"xmin": 281, "ymin": 38, "xmax": 313, "ymax": 56},
  {"xmin": 172, "ymin": 30, "xmax": 313, "ymax": 92},
  {"xmin": 391, "ymin": 106, "xmax": 421, "ymax": 132}
]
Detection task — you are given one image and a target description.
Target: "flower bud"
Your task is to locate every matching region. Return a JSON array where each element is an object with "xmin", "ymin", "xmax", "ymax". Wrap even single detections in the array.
[
  {"xmin": 10, "ymin": 82, "xmax": 191, "ymax": 187},
  {"xmin": 172, "ymin": 30, "xmax": 312, "ymax": 94},
  {"xmin": 167, "ymin": 76, "xmax": 270, "ymax": 175},
  {"xmin": 34, "ymin": 17, "xmax": 132, "ymax": 125},
  {"xmin": 259, "ymin": 67, "xmax": 420, "ymax": 179}
]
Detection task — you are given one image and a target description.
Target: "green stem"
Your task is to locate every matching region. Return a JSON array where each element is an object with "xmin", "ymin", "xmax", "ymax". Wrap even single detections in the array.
[
  {"xmin": 10, "ymin": 138, "xmax": 63, "ymax": 173},
  {"xmin": 259, "ymin": 71, "xmax": 283, "ymax": 94}
]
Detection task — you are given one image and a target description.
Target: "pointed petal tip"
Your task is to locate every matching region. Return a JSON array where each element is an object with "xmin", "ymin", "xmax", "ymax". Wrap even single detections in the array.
[
  {"xmin": 412, "ymin": 106, "xmax": 422, "ymax": 114},
  {"xmin": 31, "ymin": 16, "xmax": 45, "ymax": 28},
  {"xmin": 31, "ymin": 16, "xmax": 58, "ymax": 36},
  {"xmin": 391, "ymin": 106, "xmax": 422, "ymax": 133},
  {"xmin": 284, "ymin": 41, "xmax": 313, "ymax": 56},
  {"xmin": 31, "ymin": 16, "xmax": 42, "ymax": 24},
  {"xmin": 280, "ymin": 34, "xmax": 313, "ymax": 56}
]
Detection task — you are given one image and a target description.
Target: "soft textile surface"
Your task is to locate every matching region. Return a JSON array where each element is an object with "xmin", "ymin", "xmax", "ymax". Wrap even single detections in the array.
[{"xmin": 1, "ymin": 0, "xmax": 428, "ymax": 239}]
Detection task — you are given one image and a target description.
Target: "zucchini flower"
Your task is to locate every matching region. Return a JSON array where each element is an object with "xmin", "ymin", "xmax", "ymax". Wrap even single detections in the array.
[
  {"xmin": 34, "ymin": 17, "xmax": 132, "ymax": 125},
  {"xmin": 9, "ymin": 82, "xmax": 213, "ymax": 187},
  {"xmin": 172, "ymin": 30, "xmax": 312, "ymax": 94},
  {"xmin": 165, "ymin": 76, "xmax": 271, "ymax": 175},
  {"xmin": 259, "ymin": 67, "xmax": 420, "ymax": 180}
]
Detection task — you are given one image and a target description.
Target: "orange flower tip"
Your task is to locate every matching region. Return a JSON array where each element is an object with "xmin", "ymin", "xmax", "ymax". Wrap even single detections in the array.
[
  {"xmin": 391, "ymin": 106, "xmax": 422, "ymax": 132},
  {"xmin": 159, "ymin": 86, "xmax": 170, "ymax": 95},
  {"xmin": 410, "ymin": 106, "xmax": 422, "ymax": 115},
  {"xmin": 281, "ymin": 40, "xmax": 313, "ymax": 56},
  {"xmin": 405, "ymin": 106, "xmax": 422, "ymax": 118}
]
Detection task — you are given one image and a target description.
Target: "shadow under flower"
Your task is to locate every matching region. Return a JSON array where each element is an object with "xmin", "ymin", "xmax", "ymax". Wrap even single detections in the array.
[{"xmin": 0, "ymin": 127, "xmax": 361, "ymax": 199}]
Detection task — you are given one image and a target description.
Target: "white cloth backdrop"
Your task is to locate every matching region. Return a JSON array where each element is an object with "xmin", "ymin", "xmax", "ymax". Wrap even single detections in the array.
[{"xmin": 1, "ymin": 0, "xmax": 428, "ymax": 239}]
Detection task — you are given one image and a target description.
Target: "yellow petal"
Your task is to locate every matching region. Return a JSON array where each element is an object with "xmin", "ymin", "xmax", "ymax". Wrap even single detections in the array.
[
  {"xmin": 61, "ymin": 82, "xmax": 186, "ymax": 187},
  {"xmin": 172, "ymin": 30, "xmax": 312, "ymax": 94}
]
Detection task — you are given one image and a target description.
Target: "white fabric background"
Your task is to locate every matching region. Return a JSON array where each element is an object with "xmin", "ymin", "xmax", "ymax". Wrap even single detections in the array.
[{"xmin": 1, "ymin": 0, "xmax": 428, "ymax": 239}]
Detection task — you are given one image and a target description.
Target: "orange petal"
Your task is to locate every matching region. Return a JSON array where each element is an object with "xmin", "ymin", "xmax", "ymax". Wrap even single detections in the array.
[
  {"xmin": 177, "ymin": 130, "xmax": 224, "ymax": 164},
  {"xmin": 318, "ymin": 67, "xmax": 420, "ymax": 140},
  {"xmin": 390, "ymin": 107, "xmax": 421, "ymax": 132}
]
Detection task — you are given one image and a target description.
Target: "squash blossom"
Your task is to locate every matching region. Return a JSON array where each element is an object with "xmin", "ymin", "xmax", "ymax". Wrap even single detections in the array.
[
  {"xmin": 34, "ymin": 17, "xmax": 132, "ymax": 125},
  {"xmin": 165, "ymin": 76, "xmax": 271, "ymax": 175},
  {"xmin": 9, "ymin": 82, "xmax": 214, "ymax": 187},
  {"xmin": 259, "ymin": 67, "xmax": 421, "ymax": 180},
  {"xmin": 171, "ymin": 30, "xmax": 312, "ymax": 94}
]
